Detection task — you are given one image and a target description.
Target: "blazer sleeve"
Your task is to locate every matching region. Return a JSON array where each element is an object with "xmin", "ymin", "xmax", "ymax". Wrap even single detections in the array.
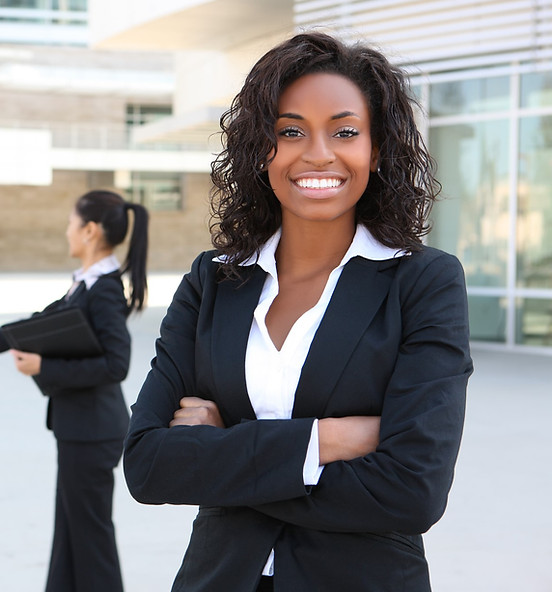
[
  {"xmin": 34, "ymin": 276, "xmax": 130, "ymax": 391},
  {"xmin": 252, "ymin": 252, "xmax": 473, "ymax": 535},
  {"xmin": 0, "ymin": 332, "xmax": 9, "ymax": 353},
  {"xmin": 124, "ymin": 252, "xmax": 317, "ymax": 507},
  {"xmin": 0, "ymin": 296, "xmax": 65, "ymax": 354}
]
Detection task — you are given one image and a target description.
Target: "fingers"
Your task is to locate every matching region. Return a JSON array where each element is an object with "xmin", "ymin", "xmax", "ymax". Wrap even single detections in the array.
[
  {"xmin": 178, "ymin": 396, "xmax": 214, "ymax": 409},
  {"xmin": 10, "ymin": 350, "xmax": 42, "ymax": 376},
  {"xmin": 169, "ymin": 396, "xmax": 225, "ymax": 428}
]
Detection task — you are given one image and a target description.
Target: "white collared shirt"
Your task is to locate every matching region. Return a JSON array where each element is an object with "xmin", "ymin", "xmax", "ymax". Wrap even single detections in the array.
[
  {"xmin": 229, "ymin": 225, "xmax": 406, "ymax": 576},
  {"xmin": 67, "ymin": 254, "xmax": 120, "ymax": 297}
]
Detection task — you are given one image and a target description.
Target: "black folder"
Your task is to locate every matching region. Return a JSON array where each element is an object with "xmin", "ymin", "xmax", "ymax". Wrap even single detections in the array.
[{"xmin": 1, "ymin": 307, "xmax": 103, "ymax": 358}]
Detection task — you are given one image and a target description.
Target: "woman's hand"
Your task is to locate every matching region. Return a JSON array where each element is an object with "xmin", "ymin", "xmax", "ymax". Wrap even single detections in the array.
[
  {"xmin": 10, "ymin": 350, "xmax": 42, "ymax": 376},
  {"xmin": 318, "ymin": 415, "xmax": 381, "ymax": 465},
  {"xmin": 170, "ymin": 396, "xmax": 225, "ymax": 428}
]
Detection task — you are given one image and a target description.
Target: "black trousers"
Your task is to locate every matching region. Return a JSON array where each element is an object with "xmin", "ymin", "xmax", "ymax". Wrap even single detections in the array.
[
  {"xmin": 256, "ymin": 576, "xmax": 274, "ymax": 592},
  {"xmin": 45, "ymin": 439, "xmax": 124, "ymax": 592}
]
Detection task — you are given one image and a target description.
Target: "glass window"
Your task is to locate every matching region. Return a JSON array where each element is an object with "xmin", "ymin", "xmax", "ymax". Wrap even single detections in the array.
[
  {"xmin": 520, "ymin": 71, "xmax": 552, "ymax": 108},
  {"xmin": 428, "ymin": 120, "xmax": 510, "ymax": 288},
  {"xmin": 429, "ymin": 76, "xmax": 510, "ymax": 117},
  {"xmin": 126, "ymin": 104, "xmax": 185, "ymax": 151},
  {"xmin": 517, "ymin": 116, "xmax": 552, "ymax": 289},
  {"xmin": 410, "ymin": 84, "xmax": 422, "ymax": 101},
  {"xmin": 129, "ymin": 172, "xmax": 183, "ymax": 212},
  {"xmin": 0, "ymin": 1, "xmax": 43, "ymax": 7},
  {"xmin": 468, "ymin": 295, "xmax": 507, "ymax": 343},
  {"xmin": 516, "ymin": 298, "xmax": 552, "ymax": 346},
  {"xmin": 0, "ymin": 1, "xmax": 86, "ymax": 8},
  {"xmin": 126, "ymin": 104, "xmax": 172, "ymax": 128}
]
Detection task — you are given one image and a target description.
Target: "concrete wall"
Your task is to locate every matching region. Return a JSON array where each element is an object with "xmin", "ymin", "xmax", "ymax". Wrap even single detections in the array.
[{"xmin": 0, "ymin": 169, "xmax": 213, "ymax": 272}]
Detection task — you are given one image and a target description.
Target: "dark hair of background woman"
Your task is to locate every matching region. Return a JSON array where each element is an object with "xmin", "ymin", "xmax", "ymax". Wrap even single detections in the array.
[
  {"xmin": 75, "ymin": 190, "xmax": 149, "ymax": 312},
  {"xmin": 210, "ymin": 31, "xmax": 440, "ymax": 279}
]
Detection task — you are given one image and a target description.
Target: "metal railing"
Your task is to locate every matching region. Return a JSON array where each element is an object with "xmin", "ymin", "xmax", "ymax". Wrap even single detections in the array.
[{"xmin": 0, "ymin": 120, "xmax": 202, "ymax": 151}]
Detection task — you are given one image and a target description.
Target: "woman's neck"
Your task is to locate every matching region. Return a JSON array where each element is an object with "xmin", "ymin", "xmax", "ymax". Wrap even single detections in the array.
[
  {"xmin": 79, "ymin": 248, "xmax": 113, "ymax": 272},
  {"xmin": 276, "ymin": 218, "xmax": 356, "ymax": 279}
]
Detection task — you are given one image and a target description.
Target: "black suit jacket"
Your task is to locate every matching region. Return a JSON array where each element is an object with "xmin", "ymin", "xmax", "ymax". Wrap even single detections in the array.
[
  {"xmin": 1, "ymin": 273, "xmax": 130, "ymax": 442},
  {"xmin": 124, "ymin": 246, "xmax": 473, "ymax": 592}
]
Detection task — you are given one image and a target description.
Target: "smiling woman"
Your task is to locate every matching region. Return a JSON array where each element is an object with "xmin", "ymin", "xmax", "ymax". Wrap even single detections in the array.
[{"xmin": 123, "ymin": 32, "xmax": 473, "ymax": 592}]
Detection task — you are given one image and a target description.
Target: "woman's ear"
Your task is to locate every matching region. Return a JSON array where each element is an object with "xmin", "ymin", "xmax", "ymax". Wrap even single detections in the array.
[
  {"xmin": 370, "ymin": 146, "xmax": 380, "ymax": 173},
  {"xmin": 83, "ymin": 221, "xmax": 102, "ymax": 244}
]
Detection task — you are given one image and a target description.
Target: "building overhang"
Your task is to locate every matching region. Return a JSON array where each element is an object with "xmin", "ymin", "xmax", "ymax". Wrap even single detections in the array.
[
  {"xmin": 131, "ymin": 105, "xmax": 226, "ymax": 151},
  {"xmin": 89, "ymin": 0, "xmax": 294, "ymax": 51}
]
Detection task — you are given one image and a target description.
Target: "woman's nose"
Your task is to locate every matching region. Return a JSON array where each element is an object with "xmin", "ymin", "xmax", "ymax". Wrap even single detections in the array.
[{"xmin": 302, "ymin": 133, "xmax": 335, "ymax": 166}]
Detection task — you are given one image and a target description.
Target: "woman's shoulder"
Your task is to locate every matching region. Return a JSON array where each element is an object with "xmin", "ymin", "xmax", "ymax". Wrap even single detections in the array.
[
  {"xmin": 397, "ymin": 245, "xmax": 466, "ymax": 286},
  {"xmin": 178, "ymin": 249, "xmax": 259, "ymax": 300},
  {"xmin": 88, "ymin": 271, "xmax": 125, "ymax": 293},
  {"xmin": 85, "ymin": 272, "xmax": 127, "ymax": 309},
  {"xmin": 402, "ymin": 244, "xmax": 462, "ymax": 267}
]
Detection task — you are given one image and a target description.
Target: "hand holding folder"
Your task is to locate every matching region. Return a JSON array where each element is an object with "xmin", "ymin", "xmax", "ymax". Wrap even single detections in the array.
[{"xmin": 1, "ymin": 308, "xmax": 103, "ymax": 358}]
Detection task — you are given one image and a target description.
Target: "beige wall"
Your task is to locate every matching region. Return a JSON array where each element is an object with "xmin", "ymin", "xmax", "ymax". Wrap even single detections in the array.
[
  {"xmin": 0, "ymin": 170, "xmax": 213, "ymax": 273},
  {"xmin": 146, "ymin": 172, "xmax": 213, "ymax": 271}
]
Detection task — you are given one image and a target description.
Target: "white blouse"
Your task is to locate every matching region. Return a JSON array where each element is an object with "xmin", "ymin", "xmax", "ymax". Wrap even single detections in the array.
[{"xmin": 237, "ymin": 225, "xmax": 406, "ymax": 576}]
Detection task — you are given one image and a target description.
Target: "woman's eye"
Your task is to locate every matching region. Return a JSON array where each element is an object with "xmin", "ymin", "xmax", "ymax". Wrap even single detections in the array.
[
  {"xmin": 335, "ymin": 127, "xmax": 359, "ymax": 138},
  {"xmin": 278, "ymin": 126, "xmax": 303, "ymax": 138}
]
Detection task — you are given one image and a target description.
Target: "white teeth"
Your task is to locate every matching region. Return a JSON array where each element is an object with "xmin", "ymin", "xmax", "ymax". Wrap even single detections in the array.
[{"xmin": 296, "ymin": 178, "xmax": 342, "ymax": 189}]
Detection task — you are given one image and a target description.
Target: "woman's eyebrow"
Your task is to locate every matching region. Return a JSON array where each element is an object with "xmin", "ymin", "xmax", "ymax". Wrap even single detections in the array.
[
  {"xmin": 277, "ymin": 112, "xmax": 303, "ymax": 120},
  {"xmin": 277, "ymin": 111, "xmax": 360, "ymax": 120},
  {"xmin": 331, "ymin": 110, "xmax": 361, "ymax": 120}
]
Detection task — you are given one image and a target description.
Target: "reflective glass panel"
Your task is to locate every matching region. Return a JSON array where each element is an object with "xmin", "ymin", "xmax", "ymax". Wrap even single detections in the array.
[
  {"xmin": 0, "ymin": 1, "xmax": 86, "ymax": 8},
  {"xmin": 428, "ymin": 120, "xmax": 510, "ymax": 288},
  {"xmin": 468, "ymin": 295, "xmax": 507, "ymax": 342},
  {"xmin": 517, "ymin": 116, "xmax": 552, "ymax": 289},
  {"xmin": 520, "ymin": 71, "xmax": 552, "ymax": 108},
  {"xmin": 429, "ymin": 76, "xmax": 509, "ymax": 117},
  {"xmin": 0, "ymin": 1, "xmax": 46, "ymax": 7},
  {"xmin": 516, "ymin": 298, "xmax": 552, "ymax": 346},
  {"xmin": 129, "ymin": 172, "xmax": 183, "ymax": 211}
]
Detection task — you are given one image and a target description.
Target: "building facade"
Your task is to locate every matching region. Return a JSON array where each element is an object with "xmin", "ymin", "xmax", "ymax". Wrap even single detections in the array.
[
  {"xmin": 3, "ymin": 0, "xmax": 552, "ymax": 351},
  {"xmin": 0, "ymin": 0, "xmax": 213, "ymax": 272}
]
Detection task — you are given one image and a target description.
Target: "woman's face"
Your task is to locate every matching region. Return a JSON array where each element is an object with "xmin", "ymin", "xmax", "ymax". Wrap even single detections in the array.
[
  {"xmin": 267, "ymin": 72, "xmax": 378, "ymax": 226},
  {"xmin": 66, "ymin": 209, "xmax": 87, "ymax": 259}
]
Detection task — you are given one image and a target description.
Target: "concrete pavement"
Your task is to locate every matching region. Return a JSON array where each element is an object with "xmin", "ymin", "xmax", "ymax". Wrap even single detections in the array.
[{"xmin": 1, "ymin": 274, "xmax": 551, "ymax": 591}]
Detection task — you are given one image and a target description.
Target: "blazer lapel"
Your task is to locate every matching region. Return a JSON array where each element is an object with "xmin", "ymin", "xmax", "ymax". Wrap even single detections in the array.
[
  {"xmin": 211, "ymin": 267, "xmax": 267, "ymax": 424},
  {"xmin": 292, "ymin": 257, "xmax": 399, "ymax": 419},
  {"xmin": 64, "ymin": 281, "xmax": 86, "ymax": 305}
]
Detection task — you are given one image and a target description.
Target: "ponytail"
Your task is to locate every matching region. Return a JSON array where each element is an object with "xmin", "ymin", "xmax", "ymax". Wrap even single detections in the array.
[
  {"xmin": 74, "ymin": 190, "xmax": 149, "ymax": 313},
  {"xmin": 120, "ymin": 202, "xmax": 149, "ymax": 312}
]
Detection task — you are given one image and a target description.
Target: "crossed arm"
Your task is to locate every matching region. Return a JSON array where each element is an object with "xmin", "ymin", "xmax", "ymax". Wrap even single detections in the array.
[{"xmin": 170, "ymin": 396, "xmax": 381, "ymax": 465}]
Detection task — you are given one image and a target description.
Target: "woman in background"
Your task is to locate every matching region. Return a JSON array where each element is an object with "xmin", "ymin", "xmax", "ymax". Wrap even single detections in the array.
[
  {"xmin": 124, "ymin": 32, "xmax": 472, "ymax": 592},
  {"xmin": 1, "ymin": 190, "xmax": 148, "ymax": 592}
]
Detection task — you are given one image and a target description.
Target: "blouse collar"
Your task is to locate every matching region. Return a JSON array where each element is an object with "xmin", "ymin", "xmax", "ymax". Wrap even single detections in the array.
[
  {"xmin": 73, "ymin": 254, "xmax": 120, "ymax": 289},
  {"xmin": 216, "ymin": 225, "xmax": 407, "ymax": 278}
]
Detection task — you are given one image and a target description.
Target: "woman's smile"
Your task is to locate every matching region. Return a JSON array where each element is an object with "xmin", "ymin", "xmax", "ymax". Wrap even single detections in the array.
[
  {"xmin": 291, "ymin": 173, "xmax": 347, "ymax": 201},
  {"xmin": 293, "ymin": 176, "xmax": 345, "ymax": 190}
]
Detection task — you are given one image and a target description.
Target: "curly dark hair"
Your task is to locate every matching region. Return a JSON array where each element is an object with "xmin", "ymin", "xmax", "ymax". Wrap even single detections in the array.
[{"xmin": 210, "ymin": 31, "xmax": 439, "ymax": 279}]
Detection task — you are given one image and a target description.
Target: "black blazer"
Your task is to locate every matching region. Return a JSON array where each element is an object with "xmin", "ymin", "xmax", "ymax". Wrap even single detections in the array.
[
  {"xmin": 1, "ymin": 273, "xmax": 130, "ymax": 442},
  {"xmin": 124, "ymin": 246, "xmax": 473, "ymax": 592}
]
